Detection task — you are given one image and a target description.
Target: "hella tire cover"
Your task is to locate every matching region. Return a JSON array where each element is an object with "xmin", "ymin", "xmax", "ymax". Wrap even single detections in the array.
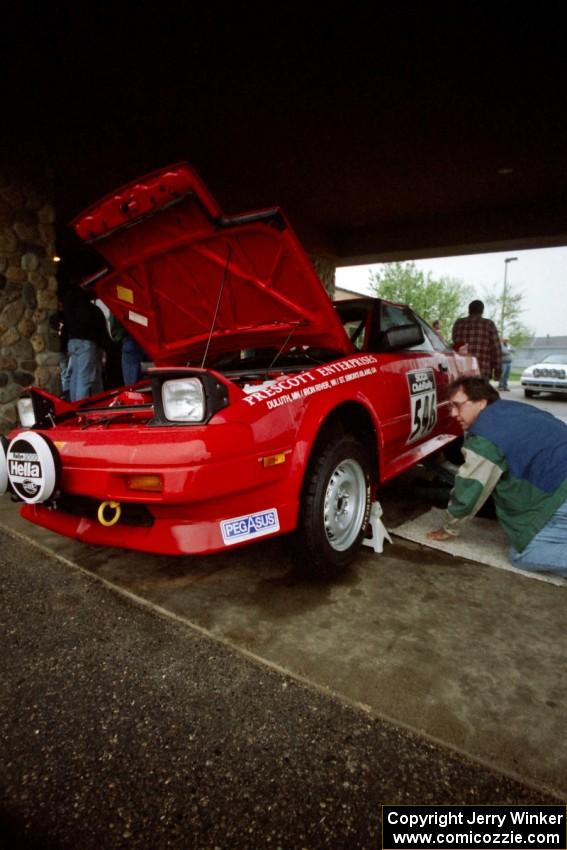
[
  {"xmin": 0, "ymin": 437, "xmax": 8, "ymax": 494},
  {"xmin": 6, "ymin": 431, "xmax": 58, "ymax": 503}
]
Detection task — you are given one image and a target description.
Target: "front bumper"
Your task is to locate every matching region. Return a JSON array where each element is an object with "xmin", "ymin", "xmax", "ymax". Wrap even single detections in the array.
[
  {"xmin": 7, "ymin": 420, "xmax": 298, "ymax": 555},
  {"xmin": 522, "ymin": 379, "xmax": 567, "ymax": 394},
  {"xmin": 21, "ymin": 485, "xmax": 299, "ymax": 556}
]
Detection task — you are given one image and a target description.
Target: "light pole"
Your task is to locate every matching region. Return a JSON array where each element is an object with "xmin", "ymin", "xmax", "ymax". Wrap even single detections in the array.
[{"xmin": 500, "ymin": 257, "xmax": 518, "ymax": 337}]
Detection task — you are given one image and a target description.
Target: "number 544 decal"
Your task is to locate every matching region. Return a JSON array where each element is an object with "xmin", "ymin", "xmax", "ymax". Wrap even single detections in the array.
[{"xmin": 406, "ymin": 368, "xmax": 438, "ymax": 443}]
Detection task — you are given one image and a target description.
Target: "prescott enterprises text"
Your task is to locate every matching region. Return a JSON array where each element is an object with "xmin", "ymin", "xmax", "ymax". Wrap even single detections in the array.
[
  {"xmin": 242, "ymin": 354, "xmax": 378, "ymax": 407},
  {"xmin": 382, "ymin": 806, "xmax": 567, "ymax": 850}
]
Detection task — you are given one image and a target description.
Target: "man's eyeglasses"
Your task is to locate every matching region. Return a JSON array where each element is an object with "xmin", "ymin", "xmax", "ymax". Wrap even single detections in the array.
[{"xmin": 448, "ymin": 398, "xmax": 473, "ymax": 412}]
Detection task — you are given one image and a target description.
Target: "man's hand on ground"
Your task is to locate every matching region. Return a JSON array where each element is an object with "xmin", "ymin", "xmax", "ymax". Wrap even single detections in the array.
[{"xmin": 427, "ymin": 528, "xmax": 452, "ymax": 541}]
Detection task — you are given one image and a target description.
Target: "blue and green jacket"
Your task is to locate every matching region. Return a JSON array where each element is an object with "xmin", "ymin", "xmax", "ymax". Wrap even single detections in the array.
[{"xmin": 444, "ymin": 400, "xmax": 567, "ymax": 551}]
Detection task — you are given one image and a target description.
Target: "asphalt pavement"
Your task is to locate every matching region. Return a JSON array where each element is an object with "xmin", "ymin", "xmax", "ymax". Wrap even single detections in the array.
[{"xmin": 0, "ymin": 530, "xmax": 560, "ymax": 850}]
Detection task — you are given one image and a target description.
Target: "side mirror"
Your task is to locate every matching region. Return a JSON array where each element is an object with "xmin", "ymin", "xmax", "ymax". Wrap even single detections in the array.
[{"xmin": 383, "ymin": 323, "xmax": 425, "ymax": 351}]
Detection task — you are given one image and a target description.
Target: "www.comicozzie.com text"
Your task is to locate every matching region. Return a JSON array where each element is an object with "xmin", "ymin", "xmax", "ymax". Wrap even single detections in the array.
[{"xmin": 384, "ymin": 808, "xmax": 566, "ymax": 848}]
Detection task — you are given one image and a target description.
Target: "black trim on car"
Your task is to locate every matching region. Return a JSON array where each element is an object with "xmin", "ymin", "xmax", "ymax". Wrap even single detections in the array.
[
  {"xmin": 217, "ymin": 209, "xmax": 286, "ymax": 231},
  {"xmin": 50, "ymin": 494, "xmax": 154, "ymax": 527},
  {"xmin": 28, "ymin": 391, "xmax": 56, "ymax": 429}
]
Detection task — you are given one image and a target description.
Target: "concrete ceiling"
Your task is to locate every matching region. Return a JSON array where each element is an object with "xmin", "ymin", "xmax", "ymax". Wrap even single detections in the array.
[{"xmin": 7, "ymin": 6, "xmax": 567, "ymax": 265}]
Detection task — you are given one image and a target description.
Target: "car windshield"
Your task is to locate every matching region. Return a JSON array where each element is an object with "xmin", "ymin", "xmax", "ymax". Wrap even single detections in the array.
[
  {"xmin": 335, "ymin": 299, "xmax": 429, "ymax": 353},
  {"xmin": 211, "ymin": 346, "xmax": 342, "ymax": 373},
  {"xmin": 541, "ymin": 354, "xmax": 567, "ymax": 364},
  {"xmin": 335, "ymin": 304, "xmax": 372, "ymax": 350}
]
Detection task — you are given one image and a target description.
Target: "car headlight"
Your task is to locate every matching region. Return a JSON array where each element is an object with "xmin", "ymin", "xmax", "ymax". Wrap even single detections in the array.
[
  {"xmin": 17, "ymin": 397, "xmax": 36, "ymax": 428},
  {"xmin": 161, "ymin": 378, "xmax": 205, "ymax": 422}
]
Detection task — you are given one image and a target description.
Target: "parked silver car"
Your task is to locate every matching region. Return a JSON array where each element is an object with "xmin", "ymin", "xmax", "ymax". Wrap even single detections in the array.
[{"xmin": 521, "ymin": 354, "xmax": 567, "ymax": 397}]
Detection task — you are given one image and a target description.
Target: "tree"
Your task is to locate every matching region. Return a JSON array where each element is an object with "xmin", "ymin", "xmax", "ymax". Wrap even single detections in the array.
[
  {"xmin": 482, "ymin": 284, "xmax": 533, "ymax": 349},
  {"xmin": 368, "ymin": 262, "xmax": 474, "ymax": 337}
]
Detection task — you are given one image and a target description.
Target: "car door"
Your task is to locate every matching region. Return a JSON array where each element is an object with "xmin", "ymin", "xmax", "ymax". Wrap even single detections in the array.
[{"xmin": 366, "ymin": 302, "xmax": 450, "ymax": 480}]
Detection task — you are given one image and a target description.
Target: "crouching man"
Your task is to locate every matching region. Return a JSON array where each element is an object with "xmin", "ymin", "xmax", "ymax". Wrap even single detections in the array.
[{"xmin": 428, "ymin": 376, "xmax": 567, "ymax": 577}]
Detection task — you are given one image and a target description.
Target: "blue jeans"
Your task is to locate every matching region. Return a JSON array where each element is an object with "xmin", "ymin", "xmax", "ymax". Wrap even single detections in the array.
[
  {"xmin": 68, "ymin": 339, "xmax": 103, "ymax": 402},
  {"xmin": 121, "ymin": 334, "xmax": 146, "ymax": 385},
  {"xmin": 498, "ymin": 361, "xmax": 512, "ymax": 389},
  {"xmin": 60, "ymin": 352, "xmax": 71, "ymax": 397},
  {"xmin": 509, "ymin": 500, "xmax": 567, "ymax": 576}
]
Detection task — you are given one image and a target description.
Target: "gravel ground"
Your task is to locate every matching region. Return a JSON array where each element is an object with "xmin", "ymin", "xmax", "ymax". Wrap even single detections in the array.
[{"xmin": 0, "ymin": 533, "xmax": 559, "ymax": 850}]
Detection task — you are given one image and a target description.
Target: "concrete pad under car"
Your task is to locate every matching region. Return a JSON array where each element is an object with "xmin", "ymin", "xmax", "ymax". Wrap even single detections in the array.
[
  {"xmin": 1, "ymin": 492, "xmax": 567, "ymax": 797},
  {"xmin": 393, "ymin": 506, "xmax": 567, "ymax": 587}
]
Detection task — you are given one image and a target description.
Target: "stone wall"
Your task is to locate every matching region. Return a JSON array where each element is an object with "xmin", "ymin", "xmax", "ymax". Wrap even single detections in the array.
[{"xmin": 0, "ymin": 173, "xmax": 60, "ymax": 433}]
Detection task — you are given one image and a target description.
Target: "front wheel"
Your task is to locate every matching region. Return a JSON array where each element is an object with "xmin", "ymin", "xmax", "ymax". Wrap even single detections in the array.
[
  {"xmin": 524, "ymin": 389, "xmax": 536, "ymax": 398},
  {"xmin": 297, "ymin": 436, "xmax": 371, "ymax": 577}
]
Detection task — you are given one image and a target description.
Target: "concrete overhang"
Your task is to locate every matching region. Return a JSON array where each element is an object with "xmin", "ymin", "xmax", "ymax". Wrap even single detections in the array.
[{"xmin": 8, "ymin": 8, "xmax": 567, "ymax": 264}]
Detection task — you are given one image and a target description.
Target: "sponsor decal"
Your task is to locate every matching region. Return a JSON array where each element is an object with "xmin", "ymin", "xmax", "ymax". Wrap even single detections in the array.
[
  {"xmin": 128, "ymin": 310, "xmax": 149, "ymax": 327},
  {"xmin": 406, "ymin": 368, "xmax": 438, "ymax": 443},
  {"xmin": 242, "ymin": 355, "xmax": 379, "ymax": 409},
  {"xmin": 221, "ymin": 508, "xmax": 280, "ymax": 545},
  {"xmin": 7, "ymin": 443, "xmax": 42, "ymax": 499},
  {"xmin": 116, "ymin": 285, "xmax": 134, "ymax": 304},
  {"xmin": 6, "ymin": 432, "xmax": 57, "ymax": 503}
]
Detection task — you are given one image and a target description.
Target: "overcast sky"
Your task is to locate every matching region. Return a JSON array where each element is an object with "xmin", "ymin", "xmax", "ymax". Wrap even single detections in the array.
[{"xmin": 336, "ymin": 246, "xmax": 567, "ymax": 338}]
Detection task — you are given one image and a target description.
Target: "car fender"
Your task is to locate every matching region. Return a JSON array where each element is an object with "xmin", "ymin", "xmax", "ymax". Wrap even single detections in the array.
[{"xmin": 287, "ymin": 389, "xmax": 383, "ymax": 493}]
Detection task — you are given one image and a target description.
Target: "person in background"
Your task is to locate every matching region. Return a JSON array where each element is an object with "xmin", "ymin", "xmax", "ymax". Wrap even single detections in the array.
[
  {"xmin": 64, "ymin": 284, "xmax": 112, "ymax": 401},
  {"xmin": 122, "ymin": 334, "xmax": 147, "ymax": 385},
  {"xmin": 452, "ymin": 299, "xmax": 501, "ymax": 382},
  {"xmin": 50, "ymin": 298, "xmax": 71, "ymax": 401},
  {"xmin": 431, "ymin": 318, "xmax": 450, "ymax": 345},
  {"xmin": 498, "ymin": 338, "xmax": 514, "ymax": 391},
  {"xmin": 109, "ymin": 313, "xmax": 147, "ymax": 385},
  {"xmin": 427, "ymin": 376, "xmax": 567, "ymax": 577}
]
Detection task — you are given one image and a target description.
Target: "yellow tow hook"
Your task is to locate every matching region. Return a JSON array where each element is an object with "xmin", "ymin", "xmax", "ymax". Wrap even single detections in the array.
[{"xmin": 97, "ymin": 500, "xmax": 122, "ymax": 527}]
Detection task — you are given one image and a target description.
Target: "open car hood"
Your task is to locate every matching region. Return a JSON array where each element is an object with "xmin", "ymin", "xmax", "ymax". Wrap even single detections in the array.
[{"xmin": 71, "ymin": 163, "xmax": 352, "ymax": 366}]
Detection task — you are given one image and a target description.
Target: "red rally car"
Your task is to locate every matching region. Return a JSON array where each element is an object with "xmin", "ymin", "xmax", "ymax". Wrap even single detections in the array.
[{"xmin": 1, "ymin": 163, "xmax": 477, "ymax": 575}]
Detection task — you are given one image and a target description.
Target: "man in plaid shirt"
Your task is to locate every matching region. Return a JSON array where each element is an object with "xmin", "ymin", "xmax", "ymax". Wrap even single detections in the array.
[{"xmin": 452, "ymin": 300, "xmax": 502, "ymax": 381}]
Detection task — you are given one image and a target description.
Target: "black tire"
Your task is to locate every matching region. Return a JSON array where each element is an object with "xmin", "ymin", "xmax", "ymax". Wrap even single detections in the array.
[
  {"xmin": 297, "ymin": 436, "xmax": 371, "ymax": 577},
  {"xmin": 524, "ymin": 389, "xmax": 536, "ymax": 398}
]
